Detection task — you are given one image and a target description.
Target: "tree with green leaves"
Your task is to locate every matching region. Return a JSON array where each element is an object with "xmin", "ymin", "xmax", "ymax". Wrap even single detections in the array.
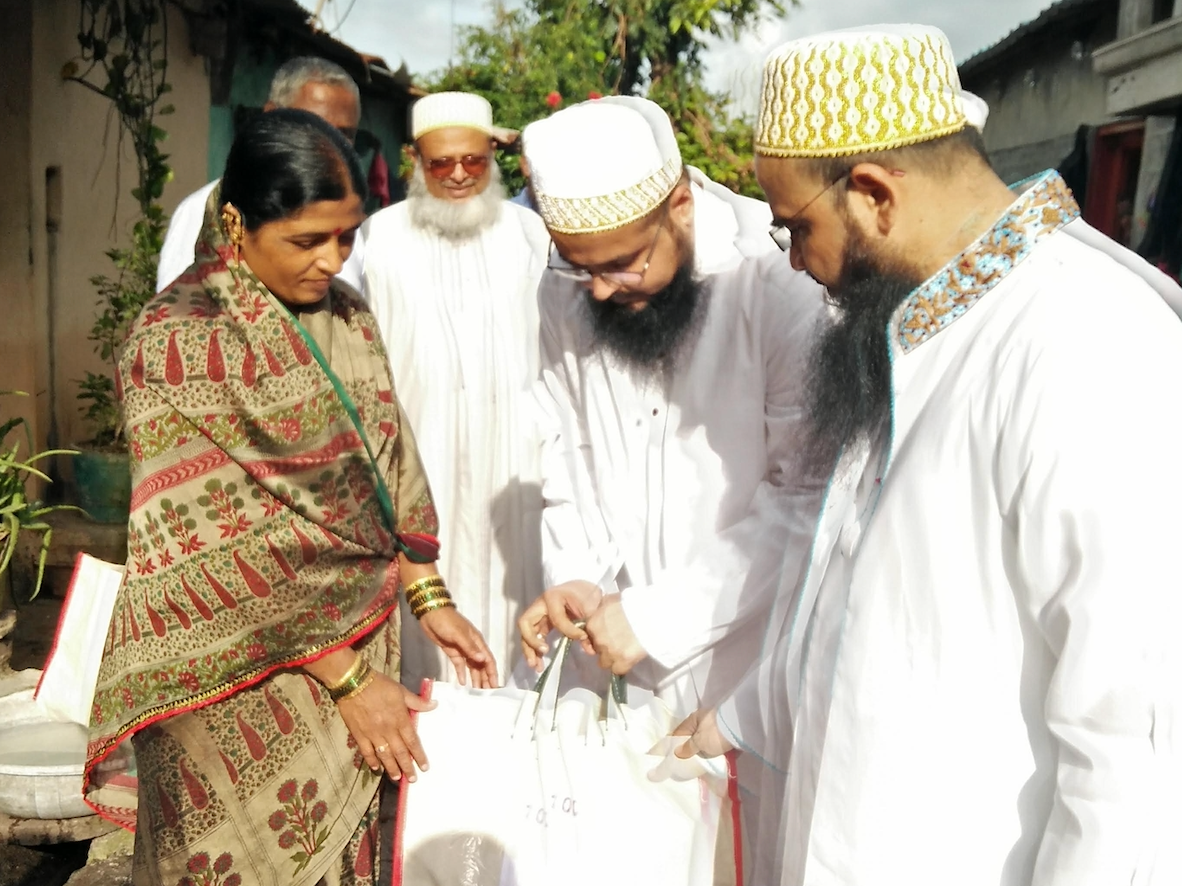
[{"xmin": 429, "ymin": 0, "xmax": 791, "ymax": 197}]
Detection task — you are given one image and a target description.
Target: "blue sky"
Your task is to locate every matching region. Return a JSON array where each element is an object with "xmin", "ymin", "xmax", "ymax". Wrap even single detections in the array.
[{"xmin": 299, "ymin": 0, "xmax": 1057, "ymax": 110}]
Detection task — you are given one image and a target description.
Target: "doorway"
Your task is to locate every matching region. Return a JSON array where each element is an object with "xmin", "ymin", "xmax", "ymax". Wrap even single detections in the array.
[{"xmin": 1084, "ymin": 120, "xmax": 1145, "ymax": 246}]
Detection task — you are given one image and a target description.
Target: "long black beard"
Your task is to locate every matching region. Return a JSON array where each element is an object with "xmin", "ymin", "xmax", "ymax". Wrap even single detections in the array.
[
  {"xmin": 804, "ymin": 237, "xmax": 921, "ymax": 475},
  {"xmin": 583, "ymin": 260, "xmax": 707, "ymax": 379}
]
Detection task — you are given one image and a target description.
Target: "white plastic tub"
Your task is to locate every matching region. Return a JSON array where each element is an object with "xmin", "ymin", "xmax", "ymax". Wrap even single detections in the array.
[{"xmin": 0, "ymin": 690, "xmax": 92, "ymax": 819}]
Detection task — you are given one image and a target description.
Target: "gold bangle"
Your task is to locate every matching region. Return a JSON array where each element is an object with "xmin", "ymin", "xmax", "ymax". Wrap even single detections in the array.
[
  {"xmin": 323, "ymin": 655, "xmax": 365, "ymax": 694},
  {"xmin": 334, "ymin": 668, "xmax": 376, "ymax": 703},
  {"xmin": 412, "ymin": 598, "xmax": 456, "ymax": 620},
  {"xmin": 328, "ymin": 660, "xmax": 373, "ymax": 702},
  {"xmin": 404, "ymin": 575, "xmax": 446, "ymax": 598},
  {"xmin": 406, "ymin": 587, "xmax": 453, "ymax": 608}
]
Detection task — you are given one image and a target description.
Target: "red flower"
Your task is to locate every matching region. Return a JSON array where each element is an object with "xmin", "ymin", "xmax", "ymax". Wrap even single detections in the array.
[
  {"xmin": 301, "ymin": 779, "xmax": 318, "ymax": 802},
  {"xmin": 278, "ymin": 830, "xmax": 297, "ymax": 850},
  {"xmin": 588, "ymin": 91, "xmax": 603, "ymax": 99},
  {"xmin": 225, "ymin": 876, "xmax": 242, "ymax": 886},
  {"xmin": 187, "ymin": 852, "xmax": 210, "ymax": 874},
  {"xmin": 277, "ymin": 779, "xmax": 298, "ymax": 803},
  {"xmin": 268, "ymin": 810, "xmax": 288, "ymax": 831},
  {"xmin": 545, "ymin": 91, "xmax": 562, "ymax": 108},
  {"xmin": 214, "ymin": 853, "xmax": 233, "ymax": 875},
  {"xmin": 311, "ymin": 800, "xmax": 328, "ymax": 823},
  {"xmin": 178, "ymin": 672, "xmax": 200, "ymax": 693},
  {"xmin": 246, "ymin": 643, "xmax": 268, "ymax": 661}
]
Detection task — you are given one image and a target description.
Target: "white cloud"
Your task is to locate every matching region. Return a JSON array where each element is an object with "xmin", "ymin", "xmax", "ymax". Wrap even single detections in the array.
[{"xmin": 298, "ymin": 0, "xmax": 510, "ymax": 78}]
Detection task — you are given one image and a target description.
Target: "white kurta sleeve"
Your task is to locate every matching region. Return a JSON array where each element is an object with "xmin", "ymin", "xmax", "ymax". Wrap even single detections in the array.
[
  {"xmin": 1003, "ymin": 282, "xmax": 1182, "ymax": 884},
  {"xmin": 620, "ymin": 259, "xmax": 827, "ymax": 670},
  {"xmin": 157, "ymin": 181, "xmax": 217, "ymax": 293},
  {"xmin": 337, "ymin": 225, "xmax": 366, "ymax": 297},
  {"xmin": 537, "ymin": 275, "xmax": 623, "ymax": 591}
]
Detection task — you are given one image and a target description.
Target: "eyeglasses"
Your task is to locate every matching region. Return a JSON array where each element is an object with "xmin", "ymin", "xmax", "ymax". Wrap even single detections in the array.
[
  {"xmin": 768, "ymin": 170, "xmax": 850, "ymax": 252},
  {"xmin": 548, "ymin": 199, "xmax": 672, "ymax": 287},
  {"xmin": 425, "ymin": 153, "xmax": 491, "ymax": 181}
]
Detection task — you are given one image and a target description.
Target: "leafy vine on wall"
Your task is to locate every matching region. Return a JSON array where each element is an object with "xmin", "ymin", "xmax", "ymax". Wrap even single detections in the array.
[{"xmin": 61, "ymin": 0, "xmax": 175, "ymax": 449}]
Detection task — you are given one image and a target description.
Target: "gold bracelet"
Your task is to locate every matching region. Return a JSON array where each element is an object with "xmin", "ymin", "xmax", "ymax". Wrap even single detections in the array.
[
  {"xmin": 411, "ymin": 597, "xmax": 456, "ymax": 620},
  {"xmin": 406, "ymin": 587, "xmax": 453, "ymax": 609},
  {"xmin": 328, "ymin": 660, "xmax": 374, "ymax": 702},
  {"xmin": 404, "ymin": 575, "xmax": 446, "ymax": 599},
  {"xmin": 334, "ymin": 668, "xmax": 376, "ymax": 703},
  {"xmin": 323, "ymin": 655, "xmax": 365, "ymax": 694}
]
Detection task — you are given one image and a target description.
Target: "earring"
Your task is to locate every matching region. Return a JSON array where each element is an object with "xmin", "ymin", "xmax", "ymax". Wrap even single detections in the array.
[{"xmin": 221, "ymin": 204, "xmax": 244, "ymax": 262}]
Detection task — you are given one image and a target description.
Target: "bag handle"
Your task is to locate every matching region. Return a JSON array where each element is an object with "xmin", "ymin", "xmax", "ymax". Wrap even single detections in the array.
[{"xmin": 531, "ymin": 622, "xmax": 627, "ymax": 733}]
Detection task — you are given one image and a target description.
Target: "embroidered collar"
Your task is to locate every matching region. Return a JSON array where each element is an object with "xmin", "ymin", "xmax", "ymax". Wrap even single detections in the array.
[{"xmin": 893, "ymin": 170, "xmax": 1080, "ymax": 354}]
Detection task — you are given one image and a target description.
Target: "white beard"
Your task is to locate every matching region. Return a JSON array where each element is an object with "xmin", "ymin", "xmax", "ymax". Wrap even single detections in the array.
[{"xmin": 406, "ymin": 162, "xmax": 506, "ymax": 241}]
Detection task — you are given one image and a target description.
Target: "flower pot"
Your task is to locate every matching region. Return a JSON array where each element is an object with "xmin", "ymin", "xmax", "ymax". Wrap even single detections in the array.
[{"xmin": 73, "ymin": 449, "xmax": 131, "ymax": 525}]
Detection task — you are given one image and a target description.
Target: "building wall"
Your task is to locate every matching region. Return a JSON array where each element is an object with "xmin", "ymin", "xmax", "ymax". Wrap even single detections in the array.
[
  {"xmin": 1, "ymin": 1, "xmax": 411, "ymax": 469},
  {"xmin": 961, "ymin": 6, "xmax": 1119, "ymax": 184},
  {"xmin": 0, "ymin": 0, "xmax": 43, "ymax": 476},
  {"xmin": 18, "ymin": 0, "xmax": 209, "ymax": 459}
]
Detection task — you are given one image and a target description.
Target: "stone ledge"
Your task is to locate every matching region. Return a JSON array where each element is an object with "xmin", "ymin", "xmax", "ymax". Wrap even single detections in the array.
[
  {"xmin": 65, "ymin": 856, "xmax": 132, "ymax": 886},
  {"xmin": 10, "ymin": 510, "xmax": 126, "ymax": 601},
  {"xmin": 86, "ymin": 826, "xmax": 133, "ymax": 862},
  {"xmin": 0, "ymin": 811, "xmax": 117, "ymax": 847},
  {"xmin": 1094, "ymin": 16, "xmax": 1182, "ymax": 74}
]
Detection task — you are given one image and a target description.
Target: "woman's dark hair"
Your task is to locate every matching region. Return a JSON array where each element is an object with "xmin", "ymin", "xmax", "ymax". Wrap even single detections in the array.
[{"xmin": 220, "ymin": 108, "xmax": 367, "ymax": 230}]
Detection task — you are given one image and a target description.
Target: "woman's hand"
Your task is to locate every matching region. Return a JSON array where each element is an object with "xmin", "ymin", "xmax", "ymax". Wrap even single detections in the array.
[
  {"xmin": 418, "ymin": 607, "xmax": 499, "ymax": 688},
  {"xmin": 334, "ymin": 671, "xmax": 436, "ymax": 781}
]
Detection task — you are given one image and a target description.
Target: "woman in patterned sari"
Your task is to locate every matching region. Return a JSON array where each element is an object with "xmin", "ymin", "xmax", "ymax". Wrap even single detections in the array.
[{"xmin": 85, "ymin": 109, "xmax": 497, "ymax": 886}]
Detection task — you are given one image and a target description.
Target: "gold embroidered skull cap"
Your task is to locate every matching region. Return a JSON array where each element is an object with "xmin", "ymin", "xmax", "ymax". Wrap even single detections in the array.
[
  {"xmin": 412, "ymin": 91, "xmax": 518, "ymax": 144},
  {"xmin": 757, "ymin": 24, "xmax": 988, "ymax": 158},
  {"xmin": 523, "ymin": 96, "xmax": 683, "ymax": 235}
]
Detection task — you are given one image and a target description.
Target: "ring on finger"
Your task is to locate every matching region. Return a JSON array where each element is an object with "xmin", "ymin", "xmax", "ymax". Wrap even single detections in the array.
[{"xmin": 375, "ymin": 744, "xmax": 389, "ymax": 754}]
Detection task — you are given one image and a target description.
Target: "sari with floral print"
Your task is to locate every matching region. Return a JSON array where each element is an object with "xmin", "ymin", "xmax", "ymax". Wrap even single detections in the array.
[{"xmin": 85, "ymin": 187, "xmax": 438, "ymax": 886}]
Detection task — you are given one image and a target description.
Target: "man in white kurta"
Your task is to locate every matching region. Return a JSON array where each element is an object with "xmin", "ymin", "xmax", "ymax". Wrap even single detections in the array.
[
  {"xmin": 518, "ymin": 97, "xmax": 827, "ymax": 717},
  {"xmin": 677, "ymin": 26, "xmax": 1182, "ymax": 885},
  {"xmin": 157, "ymin": 57, "xmax": 366, "ymax": 293},
  {"xmin": 364, "ymin": 92, "xmax": 550, "ymax": 688}
]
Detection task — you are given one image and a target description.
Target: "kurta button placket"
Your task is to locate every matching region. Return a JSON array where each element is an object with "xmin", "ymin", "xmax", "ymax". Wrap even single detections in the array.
[{"xmin": 645, "ymin": 401, "xmax": 671, "ymax": 576}]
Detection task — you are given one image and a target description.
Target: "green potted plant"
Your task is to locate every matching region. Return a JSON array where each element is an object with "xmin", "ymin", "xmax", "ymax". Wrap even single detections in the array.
[
  {"xmin": 63, "ymin": 0, "xmax": 172, "ymax": 524},
  {"xmin": 74, "ymin": 212, "xmax": 165, "ymax": 523},
  {"xmin": 0, "ymin": 392, "xmax": 79, "ymax": 607}
]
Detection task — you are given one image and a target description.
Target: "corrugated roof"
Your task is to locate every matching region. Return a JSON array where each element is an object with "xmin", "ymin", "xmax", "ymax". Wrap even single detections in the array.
[
  {"xmin": 959, "ymin": 0, "xmax": 1108, "ymax": 78},
  {"xmin": 240, "ymin": 0, "xmax": 422, "ymax": 98}
]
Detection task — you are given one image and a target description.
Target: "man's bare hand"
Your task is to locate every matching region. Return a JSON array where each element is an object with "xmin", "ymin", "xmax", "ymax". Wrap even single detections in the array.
[
  {"xmin": 518, "ymin": 580, "xmax": 603, "ymax": 671},
  {"xmin": 672, "ymin": 708, "xmax": 734, "ymax": 760},
  {"xmin": 585, "ymin": 593, "xmax": 646, "ymax": 675}
]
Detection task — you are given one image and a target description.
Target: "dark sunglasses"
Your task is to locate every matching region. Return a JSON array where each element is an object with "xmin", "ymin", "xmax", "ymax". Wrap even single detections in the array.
[{"xmin": 425, "ymin": 154, "xmax": 490, "ymax": 181}]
